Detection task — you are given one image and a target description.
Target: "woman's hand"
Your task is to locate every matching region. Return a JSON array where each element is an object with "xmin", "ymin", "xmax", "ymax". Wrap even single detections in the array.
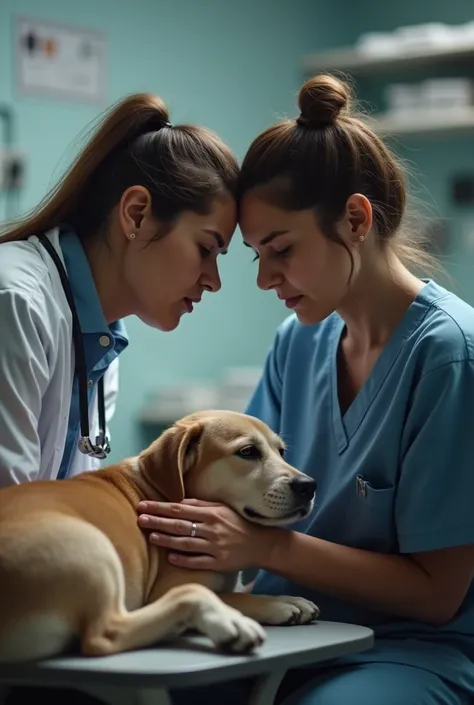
[{"xmin": 137, "ymin": 498, "xmax": 275, "ymax": 571}]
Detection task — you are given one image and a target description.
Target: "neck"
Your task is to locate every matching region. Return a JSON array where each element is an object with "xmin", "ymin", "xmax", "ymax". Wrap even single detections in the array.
[
  {"xmin": 82, "ymin": 234, "xmax": 134, "ymax": 324},
  {"xmin": 336, "ymin": 249, "xmax": 425, "ymax": 353},
  {"xmin": 121, "ymin": 458, "xmax": 161, "ymax": 501},
  {"xmin": 98, "ymin": 458, "xmax": 161, "ymax": 505}
]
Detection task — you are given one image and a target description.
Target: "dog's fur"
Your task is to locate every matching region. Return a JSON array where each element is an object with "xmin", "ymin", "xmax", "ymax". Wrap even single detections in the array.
[{"xmin": 0, "ymin": 410, "xmax": 318, "ymax": 661}]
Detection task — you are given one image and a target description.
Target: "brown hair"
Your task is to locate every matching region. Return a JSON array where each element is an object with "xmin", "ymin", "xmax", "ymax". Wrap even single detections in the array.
[
  {"xmin": 1, "ymin": 93, "xmax": 238, "ymax": 243},
  {"xmin": 239, "ymin": 73, "xmax": 438, "ymax": 276}
]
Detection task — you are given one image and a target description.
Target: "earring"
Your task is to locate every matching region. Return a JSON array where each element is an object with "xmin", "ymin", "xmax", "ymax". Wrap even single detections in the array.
[
  {"xmin": 359, "ymin": 235, "xmax": 365, "ymax": 242},
  {"xmin": 129, "ymin": 232, "xmax": 136, "ymax": 240}
]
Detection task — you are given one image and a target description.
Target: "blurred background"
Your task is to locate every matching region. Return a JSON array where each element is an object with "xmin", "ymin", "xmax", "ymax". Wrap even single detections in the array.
[{"xmin": 1, "ymin": 0, "xmax": 474, "ymax": 462}]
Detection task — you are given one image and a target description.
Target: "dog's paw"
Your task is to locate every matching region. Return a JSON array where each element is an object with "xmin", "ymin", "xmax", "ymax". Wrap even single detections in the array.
[
  {"xmin": 254, "ymin": 595, "xmax": 320, "ymax": 626},
  {"xmin": 195, "ymin": 603, "xmax": 266, "ymax": 654}
]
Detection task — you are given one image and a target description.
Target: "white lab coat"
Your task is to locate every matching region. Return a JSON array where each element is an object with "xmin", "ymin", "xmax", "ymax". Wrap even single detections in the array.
[{"xmin": 0, "ymin": 227, "xmax": 119, "ymax": 488}]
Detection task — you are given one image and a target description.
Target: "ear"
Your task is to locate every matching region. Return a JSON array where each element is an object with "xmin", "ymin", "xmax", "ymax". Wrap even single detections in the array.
[
  {"xmin": 119, "ymin": 185, "xmax": 152, "ymax": 236},
  {"xmin": 138, "ymin": 422, "xmax": 204, "ymax": 502},
  {"xmin": 341, "ymin": 193, "xmax": 372, "ymax": 242}
]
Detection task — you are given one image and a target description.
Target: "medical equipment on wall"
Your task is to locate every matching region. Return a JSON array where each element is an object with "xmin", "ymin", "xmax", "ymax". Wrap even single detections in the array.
[{"xmin": 0, "ymin": 104, "xmax": 25, "ymax": 221}]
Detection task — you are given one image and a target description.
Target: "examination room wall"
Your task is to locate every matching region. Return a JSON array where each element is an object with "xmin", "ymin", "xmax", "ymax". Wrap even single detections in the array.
[
  {"xmin": 345, "ymin": 0, "xmax": 474, "ymax": 307},
  {"xmin": 0, "ymin": 0, "xmax": 353, "ymax": 462}
]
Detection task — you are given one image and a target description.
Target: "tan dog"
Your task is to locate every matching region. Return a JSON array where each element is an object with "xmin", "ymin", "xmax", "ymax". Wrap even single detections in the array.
[{"xmin": 0, "ymin": 410, "xmax": 318, "ymax": 662}]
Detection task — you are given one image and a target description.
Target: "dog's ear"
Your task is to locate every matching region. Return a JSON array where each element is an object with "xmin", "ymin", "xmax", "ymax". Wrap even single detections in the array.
[{"xmin": 138, "ymin": 422, "xmax": 204, "ymax": 502}]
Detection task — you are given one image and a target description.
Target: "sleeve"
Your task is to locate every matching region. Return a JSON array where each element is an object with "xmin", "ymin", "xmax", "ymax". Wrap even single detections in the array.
[
  {"xmin": 0, "ymin": 289, "xmax": 51, "ymax": 487},
  {"xmin": 245, "ymin": 324, "xmax": 288, "ymax": 434},
  {"xmin": 396, "ymin": 359, "xmax": 474, "ymax": 554}
]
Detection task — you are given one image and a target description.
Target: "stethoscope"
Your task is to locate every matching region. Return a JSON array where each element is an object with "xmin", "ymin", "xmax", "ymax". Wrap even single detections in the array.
[{"xmin": 38, "ymin": 234, "xmax": 111, "ymax": 459}]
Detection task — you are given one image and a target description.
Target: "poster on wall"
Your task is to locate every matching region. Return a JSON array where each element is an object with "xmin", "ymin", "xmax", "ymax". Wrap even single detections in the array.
[{"xmin": 15, "ymin": 16, "xmax": 107, "ymax": 104}]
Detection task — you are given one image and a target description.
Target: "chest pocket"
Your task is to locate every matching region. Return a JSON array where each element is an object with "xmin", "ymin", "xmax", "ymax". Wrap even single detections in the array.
[{"xmin": 348, "ymin": 476, "xmax": 398, "ymax": 553}]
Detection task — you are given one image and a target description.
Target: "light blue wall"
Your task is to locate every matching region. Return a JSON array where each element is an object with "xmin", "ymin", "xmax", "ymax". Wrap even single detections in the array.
[
  {"xmin": 5, "ymin": 0, "xmax": 469, "ymax": 464},
  {"xmin": 0, "ymin": 0, "xmax": 352, "ymax": 462},
  {"xmin": 344, "ymin": 0, "xmax": 474, "ymax": 302}
]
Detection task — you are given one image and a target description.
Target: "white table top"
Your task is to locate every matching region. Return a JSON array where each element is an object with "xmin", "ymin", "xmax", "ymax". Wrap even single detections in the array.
[{"xmin": 0, "ymin": 622, "xmax": 374, "ymax": 689}]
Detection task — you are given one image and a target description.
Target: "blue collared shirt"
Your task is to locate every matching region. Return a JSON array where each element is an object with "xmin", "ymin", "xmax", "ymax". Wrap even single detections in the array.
[{"xmin": 58, "ymin": 228, "xmax": 129, "ymax": 479}]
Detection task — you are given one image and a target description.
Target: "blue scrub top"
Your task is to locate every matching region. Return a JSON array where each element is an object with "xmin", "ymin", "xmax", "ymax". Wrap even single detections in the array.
[{"xmin": 246, "ymin": 280, "xmax": 474, "ymax": 690}]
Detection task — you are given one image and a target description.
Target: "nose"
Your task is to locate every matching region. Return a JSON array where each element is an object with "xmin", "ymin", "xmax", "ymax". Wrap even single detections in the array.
[
  {"xmin": 289, "ymin": 477, "xmax": 317, "ymax": 502},
  {"xmin": 257, "ymin": 259, "xmax": 282, "ymax": 291},
  {"xmin": 201, "ymin": 261, "xmax": 222, "ymax": 293}
]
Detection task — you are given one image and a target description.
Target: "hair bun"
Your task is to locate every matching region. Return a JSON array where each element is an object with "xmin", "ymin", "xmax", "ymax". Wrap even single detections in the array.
[{"xmin": 297, "ymin": 74, "xmax": 350, "ymax": 128}]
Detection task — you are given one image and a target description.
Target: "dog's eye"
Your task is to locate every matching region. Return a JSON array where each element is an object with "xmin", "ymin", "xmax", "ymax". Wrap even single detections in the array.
[
  {"xmin": 236, "ymin": 445, "xmax": 261, "ymax": 460},
  {"xmin": 279, "ymin": 447, "xmax": 285, "ymax": 457}
]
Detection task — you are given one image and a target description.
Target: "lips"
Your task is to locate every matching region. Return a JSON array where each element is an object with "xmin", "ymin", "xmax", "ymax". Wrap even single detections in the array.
[
  {"xmin": 284, "ymin": 295, "xmax": 303, "ymax": 309},
  {"xmin": 183, "ymin": 297, "xmax": 201, "ymax": 313}
]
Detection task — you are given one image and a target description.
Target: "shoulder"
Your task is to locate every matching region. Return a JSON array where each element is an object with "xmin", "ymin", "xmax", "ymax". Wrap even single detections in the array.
[
  {"xmin": 0, "ymin": 239, "xmax": 66, "ymax": 344},
  {"xmin": 410, "ymin": 281, "xmax": 474, "ymax": 375},
  {"xmin": 270, "ymin": 281, "xmax": 474, "ymax": 376},
  {"xmin": 0, "ymin": 239, "xmax": 50, "ymax": 300}
]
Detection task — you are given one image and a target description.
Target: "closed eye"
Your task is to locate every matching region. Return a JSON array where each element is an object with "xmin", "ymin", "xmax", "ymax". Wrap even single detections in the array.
[
  {"xmin": 252, "ymin": 246, "xmax": 292, "ymax": 262},
  {"xmin": 199, "ymin": 245, "xmax": 213, "ymax": 258},
  {"xmin": 274, "ymin": 246, "xmax": 292, "ymax": 259}
]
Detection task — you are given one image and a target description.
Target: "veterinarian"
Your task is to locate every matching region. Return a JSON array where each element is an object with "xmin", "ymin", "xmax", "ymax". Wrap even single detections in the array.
[
  {"xmin": 0, "ymin": 93, "xmax": 237, "ymax": 705},
  {"xmin": 139, "ymin": 74, "xmax": 474, "ymax": 705},
  {"xmin": 0, "ymin": 93, "xmax": 237, "ymax": 489}
]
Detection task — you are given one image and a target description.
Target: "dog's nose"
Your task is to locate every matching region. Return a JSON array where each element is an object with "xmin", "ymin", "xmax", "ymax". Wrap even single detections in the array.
[{"xmin": 289, "ymin": 477, "xmax": 316, "ymax": 502}]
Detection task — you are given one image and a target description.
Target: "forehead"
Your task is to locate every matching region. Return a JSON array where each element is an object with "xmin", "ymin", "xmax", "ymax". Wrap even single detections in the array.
[
  {"xmin": 204, "ymin": 415, "xmax": 282, "ymax": 447},
  {"xmin": 180, "ymin": 196, "xmax": 237, "ymax": 248},
  {"xmin": 239, "ymin": 192, "xmax": 296, "ymax": 242},
  {"xmin": 185, "ymin": 410, "xmax": 280, "ymax": 445},
  {"xmin": 209, "ymin": 195, "xmax": 237, "ymax": 244}
]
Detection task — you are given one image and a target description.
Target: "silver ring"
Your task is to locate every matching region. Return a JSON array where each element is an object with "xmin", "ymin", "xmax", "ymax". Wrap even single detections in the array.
[{"xmin": 190, "ymin": 521, "xmax": 197, "ymax": 538}]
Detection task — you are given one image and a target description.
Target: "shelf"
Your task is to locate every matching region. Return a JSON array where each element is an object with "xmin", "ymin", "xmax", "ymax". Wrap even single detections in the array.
[
  {"xmin": 372, "ymin": 107, "xmax": 474, "ymax": 137},
  {"xmin": 302, "ymin": 42, "xmax": 474, "ymax": 77}
]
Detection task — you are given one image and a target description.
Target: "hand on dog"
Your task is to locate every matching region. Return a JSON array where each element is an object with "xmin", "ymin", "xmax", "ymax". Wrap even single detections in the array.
[{"xmin": 137, "ymin": 499, "xmax": 275, "ymax": 571}]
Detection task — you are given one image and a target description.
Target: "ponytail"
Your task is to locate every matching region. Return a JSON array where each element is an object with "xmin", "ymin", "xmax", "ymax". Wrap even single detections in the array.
[{"xmin": 1, "ymin": 93, "xmax": 238, "ymax": 242}]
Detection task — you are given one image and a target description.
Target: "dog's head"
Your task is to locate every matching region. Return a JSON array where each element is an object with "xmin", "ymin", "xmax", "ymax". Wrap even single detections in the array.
[{"xmin": 138, "ymin": 410, "xmax": 315, "ymax": 526}]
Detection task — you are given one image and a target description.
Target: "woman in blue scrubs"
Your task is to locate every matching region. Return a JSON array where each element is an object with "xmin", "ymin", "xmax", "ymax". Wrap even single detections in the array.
[{"xmin": 141, "ymin": 74, "xmax": 474, "ymax": 704}]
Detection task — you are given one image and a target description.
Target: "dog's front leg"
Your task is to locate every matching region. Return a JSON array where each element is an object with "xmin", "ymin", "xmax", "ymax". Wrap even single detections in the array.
[
  {"xmin": 220, "ymin": 593, "xmax": 319, "ymax": 626},
  {"xmin": 83, "ymin": 583, "xmax": 266, "ymax": 656}
]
